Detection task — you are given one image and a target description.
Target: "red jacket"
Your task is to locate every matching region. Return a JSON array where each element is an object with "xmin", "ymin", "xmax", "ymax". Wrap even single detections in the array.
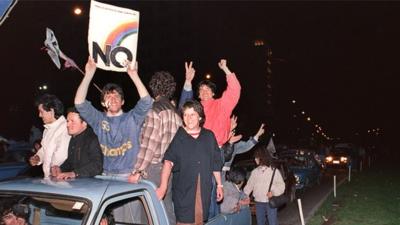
[{"xmin": 202, "ymin": 73, "xmax": 241, "ymax": 146}]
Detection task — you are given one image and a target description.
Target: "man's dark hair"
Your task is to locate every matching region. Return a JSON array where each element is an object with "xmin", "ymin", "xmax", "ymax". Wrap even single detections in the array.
[
  {"xmin": 149, "ymin": 71, "xmax": 176, "ymax": 99},
  {"xmin": 101, "ymin": 211, "xmax": 115, "ymax": 225},
  {"xmin": 254, "ymin": 146, "xmax": 273, "ymax": 167},
  {"xmin": 34, "ymin": 94, "xmax": 64, "ymax": 119},
  {"xmin": 66, "ymin": 107, "xmax": 86, "ymax": 123},
  {"xmin": 227, "ymin": 168, "xmax": 246, "ymax": 185},
  {"xmin": 181, "ymin": 100, "xmax": 205, "ymax": 127},
  {"xmin": 198, "ymin": 80, "xmax": 217, "ymax": 95},
  {"xmin": 1, "ymin": 199, "xmax": 30, "ymax": 223},
  {"xmin": 101, "ymin": 83, "xmax": 124, "ymax": 102}
]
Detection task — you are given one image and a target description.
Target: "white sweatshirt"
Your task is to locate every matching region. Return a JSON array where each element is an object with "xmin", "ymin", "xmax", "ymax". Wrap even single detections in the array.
[
  {"xmin": 244, "ymin": 165, "xmax": 285, "ymax": 203},
  {"xmin": 35, "ymin": 116, "xmax": 71, "ymax": 178}
]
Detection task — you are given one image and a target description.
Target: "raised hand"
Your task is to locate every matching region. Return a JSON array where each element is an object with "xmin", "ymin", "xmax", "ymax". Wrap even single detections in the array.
[
  {"xmin": 218, "ymin": 59, "xmax": 232, "ymax": 75},
  {"xmin": 126, "ymin": 60, "xmax": 139, "ymax": 79},
  {"xmin": 254, "ymin": 123, "xmax": 266, "ymax": 140},
  {"xmin": 230, "ymin": 115, "xmax": 238, "ymax": 132},
  {"xmin": 85, "ymin": 57, "xmax": 97, "ymax": 77},
  {"xmin": 218, "ymin": 59, "xmax": 227, "ymax": 70},
  {"xmin": 185, "ymin": 61, "xmax": 196, "ymax": 82}
]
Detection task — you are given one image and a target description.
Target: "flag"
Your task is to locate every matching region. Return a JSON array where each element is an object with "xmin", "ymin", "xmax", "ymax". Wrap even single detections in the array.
[
  {"xmin": 44, "ymin": 28, "xmax": 62, "ymax": 69},
  {"xmin": 43, "ymin": 28, "xmax": 81, "ymax": 72},
  {"xmin": 43, "ymin": 28, "xmax": 102, "ymax": 92},
  {"xmin": 266, "ymin": 137, "xmax": 277, "ymax": 158}
]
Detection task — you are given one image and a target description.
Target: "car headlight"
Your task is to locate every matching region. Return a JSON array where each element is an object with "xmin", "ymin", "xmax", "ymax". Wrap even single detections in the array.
[
  {"xmin": 325, "ymin": 156, "xmax": 333, "ymax": 162},
  {"xmin": 340, "ymin": 157, "xmax": 348, "ymax": 162},
  {"xmin": 294, "ymin": 175, "xmax": 300, "ymax": 184}
]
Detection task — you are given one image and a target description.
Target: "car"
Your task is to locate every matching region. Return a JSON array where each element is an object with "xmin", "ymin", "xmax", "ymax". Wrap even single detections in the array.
[
  {"xmin": 278, "ymin": 149, "xmax": 322, "ymax": 192},
  {"xmin": 325, "ymin": 147, "xmax": 352, "ymax": 169},
  {"xmin": 0, "ymin": 176, "xmax": 251, "ymax": 225},
  {"xmin": 0, "ymin": 144, "xmax": 32, "ymax": 181},
  {"xmin": 0, "ymin": 161, "xmax": 30, "ymax": 181}
]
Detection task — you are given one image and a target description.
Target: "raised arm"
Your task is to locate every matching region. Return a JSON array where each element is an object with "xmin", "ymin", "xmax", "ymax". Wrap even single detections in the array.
[
  {"xmin": 75, "ymin": 57, "xmax": 97, "ymax": 105},
  {"xmin": 127, "ymin": 61, "xmax": 149, "ymax": 98},
  {"xmin": 178, "ymin": 61, "xmax": 195, "ymax": 108},
  {"xmin": 218, "ymin": 59, "xmax": 232, "ymax": 75},
  {"xmin": 218, "ymin": 59, "xmax": 241, "ymax": 112},
  {"xmin": 253, "ymin": 123, "xmax": 265, "ymax": 142}
]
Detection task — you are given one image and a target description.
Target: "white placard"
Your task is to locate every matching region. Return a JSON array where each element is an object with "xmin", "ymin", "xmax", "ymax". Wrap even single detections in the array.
[{"xmin": 88, "ymin": 0, "xmax": 139, "ymax": 72}]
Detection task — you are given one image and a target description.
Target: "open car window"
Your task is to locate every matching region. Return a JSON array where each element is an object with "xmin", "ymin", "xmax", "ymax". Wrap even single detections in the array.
[
  {"xmin": 97, "ymin": 192, "xmax": 154, "ymax": 225},
  {"xmin": 0, "ymin": 193, "xmax": 90, "ymax": 225}
]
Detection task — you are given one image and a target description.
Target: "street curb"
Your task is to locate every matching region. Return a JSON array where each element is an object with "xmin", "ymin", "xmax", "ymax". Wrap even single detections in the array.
[{"xmin": 304, "ymin": 175, "xmax": 347, "ymax": 222}]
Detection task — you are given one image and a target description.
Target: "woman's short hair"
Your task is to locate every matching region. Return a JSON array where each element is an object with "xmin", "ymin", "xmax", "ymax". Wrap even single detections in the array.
[
  {"xmin": 34, "ymin": 94, "xmax": 64, "ymax": 119},
  {"xmin": 198, "ymin": 80, "xmax": 217, "ymax": 95},
  {"xmin": 181, "ymin": 100, "xmax": 205, "ymax": 127}
]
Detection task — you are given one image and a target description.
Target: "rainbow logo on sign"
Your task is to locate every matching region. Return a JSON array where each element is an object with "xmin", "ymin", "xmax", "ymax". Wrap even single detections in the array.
[{"xmin": 103, "ymin": 21, "xmax": 138, "ymax": 50}]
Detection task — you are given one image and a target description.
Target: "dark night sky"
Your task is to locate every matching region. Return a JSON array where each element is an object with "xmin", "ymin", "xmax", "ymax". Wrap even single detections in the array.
[{"xmin": 0, "ymin": 1, "xmax": 398, "ymax": 146}]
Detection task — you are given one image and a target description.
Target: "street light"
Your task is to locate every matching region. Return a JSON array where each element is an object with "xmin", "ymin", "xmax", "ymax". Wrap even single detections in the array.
[
  {"xmin": 291, "ymin": 100, "xmax": 296, "ymax": 104},
  {"xmin": 205, "ymin": 74, "xmax": 211, "ymax": 79},
  {"xmin": 74, "ymin": 7, "xmax": 82, "ymax": 16},
  {"xmin": 306, "ymin": 117, "xmax": 311, "ymax": 121}
]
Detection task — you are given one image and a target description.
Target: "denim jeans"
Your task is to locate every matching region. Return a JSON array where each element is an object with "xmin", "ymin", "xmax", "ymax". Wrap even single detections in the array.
[{"xmin": 255, "ymin": 202, "xmax": 278, "ymax": 225}]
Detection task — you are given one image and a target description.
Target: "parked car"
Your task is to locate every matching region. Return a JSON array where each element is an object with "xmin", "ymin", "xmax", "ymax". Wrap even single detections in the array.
[
  {"xmin": 278, "ymin": 149, "xmax": 322, "ymax": 192},
  {"xmin": 0, "ymin": 146, "xmax": 32, "ymax": 181},
  {"xmin": 0, "ymin": 176, "xmax": 251, "ymax": 225}
]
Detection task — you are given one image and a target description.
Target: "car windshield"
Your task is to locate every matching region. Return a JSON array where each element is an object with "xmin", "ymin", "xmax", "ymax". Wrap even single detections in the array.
[
  {"xmin": 331, "ymin": 148, "xmax": 349, "ymax": 155},
  {"xmin": 0, "ymin": 193, "xmax": 90, "ymax": 225}
]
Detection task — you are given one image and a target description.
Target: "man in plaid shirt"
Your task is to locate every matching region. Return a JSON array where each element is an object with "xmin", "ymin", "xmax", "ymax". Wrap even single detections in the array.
[{"xmin": 128, "ymin": 71, "xmax": 181, "ymax": 225}]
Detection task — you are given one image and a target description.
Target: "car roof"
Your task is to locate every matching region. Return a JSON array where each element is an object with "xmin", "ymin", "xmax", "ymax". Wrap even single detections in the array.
[{"xmin": 0, "ymin": 176, "xmax": 156, "ymax": 206}]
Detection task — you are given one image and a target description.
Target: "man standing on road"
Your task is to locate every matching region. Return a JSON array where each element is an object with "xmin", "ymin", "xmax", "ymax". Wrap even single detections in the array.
[{"xmin": 129, "ymin": 71, "xmax": 181, "ymax": 225}]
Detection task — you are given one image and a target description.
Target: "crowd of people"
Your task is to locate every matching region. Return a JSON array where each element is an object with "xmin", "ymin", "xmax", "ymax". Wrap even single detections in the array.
[{"xmin": 1, "ymin": 58, "xmax": 285, "ymax": 225}]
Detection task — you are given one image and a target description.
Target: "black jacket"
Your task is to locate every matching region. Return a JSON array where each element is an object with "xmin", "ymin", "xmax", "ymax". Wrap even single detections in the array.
[{"xmin": 60, "ymin": 127, "xmax": 103, "ymax": 177}]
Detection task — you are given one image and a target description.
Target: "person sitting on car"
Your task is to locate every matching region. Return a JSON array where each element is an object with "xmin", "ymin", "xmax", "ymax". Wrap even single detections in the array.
[
  {"xmin": 51, "ymin": 107, "xmax": 103, "ymax": 179},
  {"xmin": 220, "ymin": 168, "xmax": 250, "ymax": 214}
]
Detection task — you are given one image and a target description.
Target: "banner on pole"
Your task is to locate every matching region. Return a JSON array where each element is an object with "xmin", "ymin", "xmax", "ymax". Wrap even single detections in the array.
[{"xmin": 88, "ymin": 0, "xmax": 139, "ymax": 72}]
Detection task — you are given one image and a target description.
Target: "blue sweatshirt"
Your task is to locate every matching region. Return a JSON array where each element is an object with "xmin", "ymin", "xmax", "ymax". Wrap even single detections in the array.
[{"xmin": 75, "ymin": 96, "xmax": 153, "ymax": 174}]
